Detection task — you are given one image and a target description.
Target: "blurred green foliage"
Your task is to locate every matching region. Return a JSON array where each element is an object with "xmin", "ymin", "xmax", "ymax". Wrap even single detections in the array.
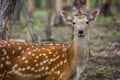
[
  {"xmin": 41, "ymin": 0, "xmax": 46, "ymax": 9},
  {"xmin": 90, "ymin": 0, "xmax": 102, "ymax": 7},
  {"xmin": 34, "ymin": 10, "xmax": 46, "ymax": 18},
  {"xmin": 110, "ymin": 0, "xmax": 118, "ymax": 4},
  {"xmin": 90, "ymin": 0, "xmax": 119, "ymax": 8},
  {"xmin": 35, "ymin": 0, "xmax": 55, "ymax": 9},
  {"xmin": 33, "ymin": 10, "xmax": 46, "ymax": 28}
]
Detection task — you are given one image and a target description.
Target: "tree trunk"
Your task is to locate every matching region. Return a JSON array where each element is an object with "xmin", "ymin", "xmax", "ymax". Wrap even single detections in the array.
[
  {"xmin": 35, "ymin": 0, "xmax": 41, "ymax": 9},
  {"xmin": 14, "ymin": 0, "xmax": 21, "ymax": 23},
  {"xmin": 56, "ymin": 0, "xmax": 63, "ymax": 13},
  {"xmin": 116, "ymin": 1, "xmax": 120, "ymax": 12},
  {"xmin": 101, "ymin": 0, "xmax": 112, "ymax": 16},
  {"xmin": 46, "ymin": 0, "xmax": 52, "ymax": 40},
  {"xmin": 86, "ymin": 0, "xmax": 90, "ymax": 10},
  {"xmin": 20, "ymin": 0, "xmax": 40, "ymax": 43},
  {"xmin": 95, "ymin": 0, "xmax": 99, "ymax": 7},
  {"xmin": 28, "ymin": 0, "xmax": 35, "ymax": 17},
  {"xmin": 0, "ymin": 0, "xmax": 17, "ymax": 40},
  {"xmin": 54, "ymin": 0, "xmax": 64, "ymax": 26}
]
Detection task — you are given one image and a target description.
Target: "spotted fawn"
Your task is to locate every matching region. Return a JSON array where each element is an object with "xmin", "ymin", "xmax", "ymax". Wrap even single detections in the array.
[{"xmin": 0, "ymin": 8, "xmax": 99, "ymax": 80}]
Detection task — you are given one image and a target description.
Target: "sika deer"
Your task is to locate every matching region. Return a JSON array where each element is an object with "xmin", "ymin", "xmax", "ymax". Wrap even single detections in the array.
[{"xmin": 0, "ymin": 9, "xmax": 99, "ymax": 80}]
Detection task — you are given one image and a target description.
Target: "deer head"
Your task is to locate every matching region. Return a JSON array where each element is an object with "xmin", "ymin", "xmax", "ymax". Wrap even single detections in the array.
[{"xmin": 61, "ymin": 9, "xmax": 100, "ymax": 38}]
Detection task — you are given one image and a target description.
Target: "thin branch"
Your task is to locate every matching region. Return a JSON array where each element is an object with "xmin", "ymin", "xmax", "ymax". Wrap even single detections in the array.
[{"xmin": 19, "ymin": 0, "xmax": 40, "ymax": 43}]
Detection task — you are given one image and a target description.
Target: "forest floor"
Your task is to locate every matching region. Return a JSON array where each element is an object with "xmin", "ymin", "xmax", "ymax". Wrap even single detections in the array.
[
  {"xmin": 80, "ymin": 22, "xmax": 120, "ymax": 80},
  {"xmin": 12, "ymin": 14, "xmax": 120, "ymax": 80}
]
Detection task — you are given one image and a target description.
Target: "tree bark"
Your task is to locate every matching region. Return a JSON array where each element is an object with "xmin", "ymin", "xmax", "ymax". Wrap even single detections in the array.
[
  {"xmin": 116, "ymin": 1, "xmax": 120, "ymax": 12},
  {"xmin": 86, "ymin": 0, "xmax": 90, "ymax": 10},
  {"xmin": 101, "ymin": 0, "xmax": 112, "ymax": 16},
  {"xmin": 95, "ymin": 0, "xmax": 99, "ymax": 7},
  {"xmin": 14, "ymin": 0, "xmax": 21, "ymax": 23},
  {"xmin": 46, "ymin": 0, "xmax": 52, "ymax": 40},
  {"xmin": 0, "ymin": 0, "xmax": 17, "ymax": 40},
  {"xmin": 20, "ymin": 0, "xmax": 40, "ymax": 43},
  {"xmin": 28, "ymin": 0, "xmax": 35, "ymax": 17},
  {"xmin": 54, "ymin": 0, "xmax": 64, "ymax": 26},
  {"xmin": 35, "ymin": 0, "xmax": 41, "ymax": 9}
]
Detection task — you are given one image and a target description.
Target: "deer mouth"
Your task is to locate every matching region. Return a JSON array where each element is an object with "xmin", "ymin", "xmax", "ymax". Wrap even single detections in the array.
[{"xmin": 78, "ymin": 34, "xmax": 85, "ymax": 37}]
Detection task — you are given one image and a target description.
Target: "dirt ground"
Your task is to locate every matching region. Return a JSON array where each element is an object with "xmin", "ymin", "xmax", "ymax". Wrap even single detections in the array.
[{"xmin": 80, "ymin": 22, "xmax": 120, "ymax": 80}]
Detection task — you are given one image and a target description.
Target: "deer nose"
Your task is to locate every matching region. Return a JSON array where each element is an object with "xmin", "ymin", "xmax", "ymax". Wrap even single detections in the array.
[{"xmin": 78, "ymin": 30, "xmax": 84, "ymax": 34}]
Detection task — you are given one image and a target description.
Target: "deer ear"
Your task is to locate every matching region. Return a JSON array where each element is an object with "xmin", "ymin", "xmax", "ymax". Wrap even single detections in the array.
[
  {"xmin": 60, "ymin": 11, "xmax": 73, "ymax": 25},
  {"xmin": 88, "ymin": 9, "xmax": 100, "ymax": 22}
]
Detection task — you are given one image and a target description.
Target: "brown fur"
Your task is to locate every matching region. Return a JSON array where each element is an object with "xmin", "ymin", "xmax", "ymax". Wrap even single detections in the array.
[
  {"xmin": 0, "ymin": 36, "xmax": 89, "ymax": 80},
  {"xmin": 0, "ymin": 8, "xmax": 99, "ymax": 80}
]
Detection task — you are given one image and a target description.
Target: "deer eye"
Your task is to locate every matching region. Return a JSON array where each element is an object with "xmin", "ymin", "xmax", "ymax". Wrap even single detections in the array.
[{"xmin": 73, "ymin": 22, "xmax": 76, "ymax": 25}]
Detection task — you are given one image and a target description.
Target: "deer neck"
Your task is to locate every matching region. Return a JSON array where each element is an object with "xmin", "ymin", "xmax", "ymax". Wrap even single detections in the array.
[
  {"xmin": 74, "ymin": 35, "xmax": 89, "ymax": 59},
  {"xmin": 68, "ymin": 35, "xmax": 89, "ymax": 70},
  {"xmin": 67, "ymin": 35, "xmax": 89, "ymax": 80}
]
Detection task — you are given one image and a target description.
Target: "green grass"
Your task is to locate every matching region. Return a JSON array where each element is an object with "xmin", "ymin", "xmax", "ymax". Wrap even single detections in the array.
[
  {"xmin": 33, "ymin": 10, "xmax": 56, "ymax": 32},
  {"xmin": 34, "ymin": 10, "xmax": 47, "ymax": 18},
  {"xmin": 97, "ymin": 16, "xmax": 112, "ymax": 22}
]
